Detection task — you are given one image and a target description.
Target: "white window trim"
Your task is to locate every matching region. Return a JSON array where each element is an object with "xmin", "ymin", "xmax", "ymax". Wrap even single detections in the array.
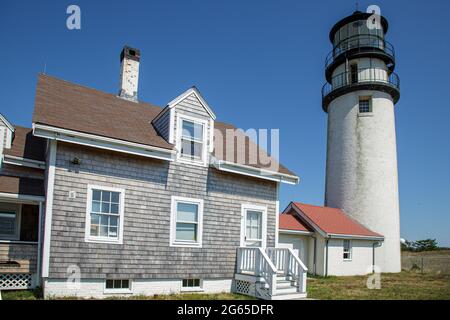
[
  {"xmin": 358, "ymin": 96, "xmax": 374, "ymax": 117},
  {"xmin": 180, "ymin": 278, "xmax": 203, "ymax": 292},
  {"xmin": 103, "ymin": 279, "xmax": 132, "ymax": 294},
  {"xmin": 343, "ymin": 239, "xmax": 352, "ymax": 261},
  {"xmin": 84, "ymin": 185, "xmax": 125, "ymax": 244},
  {"xmin": 170, "ymin": 196, "xmax": 203, "ymax": 248},
  {"xmin": 240, "ymin": 204, "xmax": 267, "ymax": 249},
  {"xmin": 0, "ymin": 206, "xmax": 21, "ymax": 241},
  {"xmin": 176, "ymin": 114, "xmax": 208, "ymax": 167}
]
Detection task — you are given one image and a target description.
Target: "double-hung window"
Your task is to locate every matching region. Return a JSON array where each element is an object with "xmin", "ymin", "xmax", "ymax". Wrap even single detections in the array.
[
  {"xmin": 343, "ymin": 239, "xmax": 352, "ymax": 260},
  {"xmin": 179, "ymin": 117, "xmax": 206, "ymax": 163},
  {"xmin": 170, "ymin": 196, "xmax": 203, "ymax": 247},
  {"xmin": 85, "ymin": 185, "xmax": 125, "ymax": 244},
  {"xmin": 0, "ymin": 211, "xmax": 19, "ymax": 240}
]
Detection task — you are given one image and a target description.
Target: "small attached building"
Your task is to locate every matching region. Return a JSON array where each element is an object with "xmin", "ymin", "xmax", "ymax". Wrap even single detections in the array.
[{"xmin": 279, "ymin": 202, "xmax": 384, "ymax": 276}]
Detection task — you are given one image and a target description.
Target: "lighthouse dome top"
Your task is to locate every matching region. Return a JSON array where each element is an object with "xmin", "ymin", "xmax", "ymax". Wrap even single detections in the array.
[{"xmin": 329, "ymin": 10, "xmax": 389, "ymax": 43}]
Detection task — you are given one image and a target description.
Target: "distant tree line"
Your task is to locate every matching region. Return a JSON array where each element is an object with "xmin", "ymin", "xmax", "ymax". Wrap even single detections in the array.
[{"xmin": 401, "ymin": 239, "xmax": 440, "ymax": 252}]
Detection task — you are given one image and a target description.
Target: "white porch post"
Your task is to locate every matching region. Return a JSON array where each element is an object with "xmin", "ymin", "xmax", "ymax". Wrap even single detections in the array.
[{"xmin": 36, "ymin": 201, "xmax": 44, "ymax": 287}]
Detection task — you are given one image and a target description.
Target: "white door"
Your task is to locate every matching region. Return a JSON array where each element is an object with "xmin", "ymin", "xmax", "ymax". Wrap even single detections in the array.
[{"xmin": 241, "ymin": 205, "xmax": 267, "ymax": 248}]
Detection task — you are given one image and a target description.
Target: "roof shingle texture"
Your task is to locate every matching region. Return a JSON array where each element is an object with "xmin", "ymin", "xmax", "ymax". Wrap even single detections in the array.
[
  {"xmin": 4, "ymin": 126, "xmax": 46, "ymax": 162},
  {"xmin": 32, "ymin": 74, "xmax": 295, "ymax": 176},
  {"xmin": 292, "ymin": 202, "xmax": 383, "ymax": 238},
  {"xmin": 279, "ymin": 213, "xmax": 313, "ymax": 232}
]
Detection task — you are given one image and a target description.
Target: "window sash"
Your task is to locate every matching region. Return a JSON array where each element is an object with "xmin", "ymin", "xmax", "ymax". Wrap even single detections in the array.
[
  {"xmin": 0, "ymin": 211, "xmax": 18, "ymax": 239},
  {"xmin": 359, "ymin": 99, "xmax": 371, "ymax": 113},
  {"xmin": 175, "ymin": 201, "xmax": 199, "ymax": 242},
  {"xmin": 182, "ymin": 278, "xmax": 201, "ymax": 288},
  {"xmin": 343, "ymin": 240, "xmax": 352, "ymax": 259},
  {"xmin": 179, "ymin": 119, "xmax": 205, "ymax": 161},
  {"xmin": 88, "ymin": 188, "xmax": 122, "ymax": 241},
  {"xmin": 106, "ymin": 279, "xmax": 130, "ymax": 290}
]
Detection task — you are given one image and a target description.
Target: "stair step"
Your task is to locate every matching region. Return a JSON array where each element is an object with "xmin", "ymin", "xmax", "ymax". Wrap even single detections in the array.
[
  {"xmin": 271, "ymin": 292, "xmax": 308, "ymax": 300},
  {"xmin": 275, "ymin": 286, "xmax": 298, "ymax": 294},
  {"xmin": 276, "ymin": 283, "xmax": 295, "ymax": 290}
]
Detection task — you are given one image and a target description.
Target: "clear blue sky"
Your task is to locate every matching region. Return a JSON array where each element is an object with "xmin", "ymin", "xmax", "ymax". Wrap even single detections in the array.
[{"xmin": 1, "ymin": 1, "xmax": 449, "ymax": 245}]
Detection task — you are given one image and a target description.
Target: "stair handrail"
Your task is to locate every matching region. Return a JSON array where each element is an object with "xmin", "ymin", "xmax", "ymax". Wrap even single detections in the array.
[
  {"xmin": 257, "ymin": 247, "xmax": 278, "ymax": 297},
  {"xmin": 287, "ymin": 248, "xmax": 308, "ymax": 294}
]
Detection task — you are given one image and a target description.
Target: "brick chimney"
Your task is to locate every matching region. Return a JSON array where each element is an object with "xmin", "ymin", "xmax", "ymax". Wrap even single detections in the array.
[{"xmin": 119, "ymin": 46, "xmax": 140, "ymax": 101}]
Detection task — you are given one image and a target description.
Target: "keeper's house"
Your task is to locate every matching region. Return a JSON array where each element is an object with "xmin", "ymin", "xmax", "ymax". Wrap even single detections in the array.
[{"xmin": 0, "ymin": 46, "xmax": 306, "ymax": 300}]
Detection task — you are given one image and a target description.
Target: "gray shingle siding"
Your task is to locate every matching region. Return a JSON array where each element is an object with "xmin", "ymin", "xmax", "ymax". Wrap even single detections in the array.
[
  {"xmin": 48, "ymin": 142, "xmax": 277, "ymax": 279},
  {"xmin": 152, "ymin": 108, "xmax": 171, "ymax": 141}
]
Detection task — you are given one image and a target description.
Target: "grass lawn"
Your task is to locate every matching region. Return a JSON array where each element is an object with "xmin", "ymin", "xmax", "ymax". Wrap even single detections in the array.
[{"xmin": 307, "ymin": 271, "xmax": 450, "ymax": 300}]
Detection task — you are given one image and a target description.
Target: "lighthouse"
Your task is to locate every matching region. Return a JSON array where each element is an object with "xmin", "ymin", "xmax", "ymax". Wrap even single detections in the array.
[{"xmin": 322, "ymin": 11, "xmax": 401, "ymax": 272}]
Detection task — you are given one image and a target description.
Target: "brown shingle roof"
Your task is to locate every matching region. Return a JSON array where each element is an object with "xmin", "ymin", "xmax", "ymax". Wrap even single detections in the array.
[
  {"xmin": 33, "ymin": 74, "xmax": 173, "ymax": 150},
  {"xmin": 0, "ymin": 175, "xmax": 45, "ymax": 197},
  {"xmin": 4, "ymin": 126, "xmax": 46, "ymax": 162},
  {"xmin": 32, "ymin": 74, "xmax": 296, "ymax": 177}
]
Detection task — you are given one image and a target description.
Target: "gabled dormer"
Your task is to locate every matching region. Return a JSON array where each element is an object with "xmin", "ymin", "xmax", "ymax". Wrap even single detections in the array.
[{"xmin": 153, "ymin": 87, "xmax": 216, "ymax": 167}]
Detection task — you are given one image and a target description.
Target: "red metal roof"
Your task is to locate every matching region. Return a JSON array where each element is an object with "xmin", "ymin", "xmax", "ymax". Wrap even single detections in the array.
[
  {"xmin": 279, "ymin": 214, "xmax": 313, "ymax": 232},
  {"xmin": 290, "ymin": 202, "xmax": 383, "ymax": 238}
]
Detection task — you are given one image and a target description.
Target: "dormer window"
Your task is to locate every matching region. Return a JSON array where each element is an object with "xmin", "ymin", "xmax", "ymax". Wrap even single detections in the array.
[{"xmin": 177, "ymin": 116, "xmax": 207, "ymax": 165}]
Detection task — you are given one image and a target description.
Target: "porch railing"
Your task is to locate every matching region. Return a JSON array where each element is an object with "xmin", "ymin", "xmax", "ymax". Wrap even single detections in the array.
[
  {"xmin": 237, "ymin": 247, "xmax": 278, "ymax": 296},
  {"xmin": 266, "ymin": 248, "xmax": 308, "ymax": 294},
  {"xmin": 237, "ymin": 247, "xmax": 308, "ymax": 296}
]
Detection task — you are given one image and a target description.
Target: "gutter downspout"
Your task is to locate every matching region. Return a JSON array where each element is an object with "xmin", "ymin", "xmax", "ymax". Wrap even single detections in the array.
[
  {"xmin": 372, "ymin": 242, "xmax": 376, "ymax": 273},
  {"xmin": 325, "ymin": 238, "xmax": 329, "ymax": 277},
  {"xmin": 313, "ymin": 236, "xmax": 317, "ymax": 275}
]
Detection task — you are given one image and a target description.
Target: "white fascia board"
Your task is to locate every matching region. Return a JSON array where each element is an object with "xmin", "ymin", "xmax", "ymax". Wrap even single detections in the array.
[
  {"xmin": 3, "ymin": 155, "xmax": 46, "ymax": 169},
  {"xmin": 279, "ymin": 229, "xmax": 314, "ymax": 236},
  {"xmin": 32, "ymin": 123, "xmax": 175, "ymax": 162},
  {"xmin": 327, "ymin": 233, "xmax": 384, "ymax": 241},
  {"xmin": 0, "ymin": 113, "xmax": 15, "ymax": 132},
  {"xmin": 0, "ymin": 192, "xmax": 45, "ymax": 204},
  {"xmin": 212, "ymin": 159, "xmax": 299, "ymax": 185},
  {"xmin": 166, "ymin": 87, "xmax": 216, "ymax": 120}
]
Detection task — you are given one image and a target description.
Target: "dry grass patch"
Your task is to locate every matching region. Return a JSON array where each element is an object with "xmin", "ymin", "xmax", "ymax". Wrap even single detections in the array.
[{"xmin": 307, "ymin": 271, "xmax": 450, "ymax": 300}]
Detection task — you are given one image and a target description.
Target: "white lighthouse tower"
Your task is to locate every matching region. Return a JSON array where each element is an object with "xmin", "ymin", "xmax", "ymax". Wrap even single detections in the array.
[{"xmin": 322, "ymin": 11, "xmax": 401, "ymax": 272}]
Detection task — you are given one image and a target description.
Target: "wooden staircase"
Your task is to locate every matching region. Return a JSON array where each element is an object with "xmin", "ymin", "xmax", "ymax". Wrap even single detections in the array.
[{"xmin": 236, "ymin": 247, "xmax": 308, "ymax": 300}]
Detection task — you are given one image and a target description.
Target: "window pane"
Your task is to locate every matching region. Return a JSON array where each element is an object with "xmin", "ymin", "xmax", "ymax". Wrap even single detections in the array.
[
  {"xmin": 101, "ymin": 202, "xmax": 110, "ymax": 213},
  {"xmin": 181, "ymin": 139, "xmax": 203, "ymax": 159},
  {"xmin": 182, "ymin": 120, "xmax": 203, "ymax": 141},
  {"xmin": 111, "ymin": 192, "xmax": 120, "ymax": 204},
  {"xmin": 246, "ymin": 211, "xmax": 262, "ymax": 240},
  {"xmin": 176, "ymin": 223, "xmax": 197, "ymax": 241},
  {"xmin": 106, "ymin": 279, "xmax": 114, "ymax": 289},
  {"xmin": 109, "ymin": 227, "xmax": 118, "ymax": 238},
  {"xmin": 121, "ymin": 280, "xmax": 129, "ymax": 289},
  {"xmin": 110, "ymin": 216, "xmax": 118, "ymax": 227},
  {"xmin": 177, "ymin": 202, "xmax": 198, "ymax": 222},
  {"xmin": 92, "ymin": 190, "xmax": 101, "ymax": 201},
  {"xmin": 91, "ymin": 213, "xmax": 100, "ymax": 225},
  {"xmin": 92, "ymin": 201, "xmax": 101, "ymax": 213},
  {"xmin": 101, "ymin": 191, "xmax": 111, "ymax": 202},
  {"xmin": 193, "ymin": 279, "xmax": 200, "ymax": 287},
  {"xmin": 182, "ymin": 279, "xmax": 188, "ymax": 287},
  {"xmin": 100, "ymin": 215, "xmax": 109, "ymax": 226},
  {"xmin": 110, "ymin": 203, "xmax": 119, "ymax": 214},
  {"xmin": 0, "ymin": 212, "xmax": 16, "ymax": 235},
  {"xmin": 100, "ymin": 225, "xmax": 109, "ymax": 237},
  {"xmin": 90, "ymin": 224, "xmax": 99, "ymax": 236}
]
